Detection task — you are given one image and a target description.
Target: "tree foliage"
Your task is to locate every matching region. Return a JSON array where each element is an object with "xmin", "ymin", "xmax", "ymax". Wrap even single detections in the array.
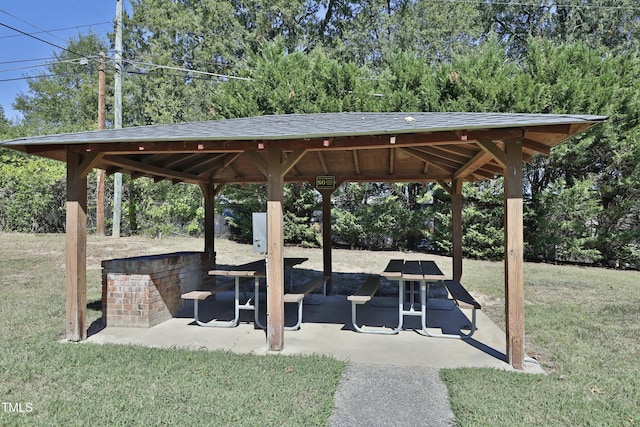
[
  {"xmin": 13, "ymin": 33, "xmax": 110, "ymax": 135},
  {"xmin": 211, "ymin": 38, "xmax": 382, "ymax": 117},
  {"xmin": 2, "ymin": 1, "xmax": 640, "ymax": 267}
]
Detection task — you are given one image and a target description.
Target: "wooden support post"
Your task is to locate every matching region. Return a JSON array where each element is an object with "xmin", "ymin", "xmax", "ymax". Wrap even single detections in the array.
[
  {"xmin": 451, "ymin": 179, "xmax": 463, "ymax": 282},
  {"xmin": 503, "ymin": 139, "xmax": 525, "ymax": 370},
  {"xmin": 320, "ymin": 189, "xmax": 333, "ymax": 294},
  {"xmin": 66, "ymin": 148, "xmax": 88, "ymax": 341},
  {"xmin": 267, "ymin": 201, "xmax": 284, "ymax": 350},
  {"xmin": 200, "ymin": 182, "xmax": 216, "ymax": 257},
  {"xmin": 266, "ymin": 149, "xmax": 285, "ymax": 351}
]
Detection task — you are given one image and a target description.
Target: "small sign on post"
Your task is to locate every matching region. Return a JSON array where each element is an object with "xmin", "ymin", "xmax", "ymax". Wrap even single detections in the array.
[{"xmin": 316, "ymin": 175, "xmax": 336, "ymax": 190}]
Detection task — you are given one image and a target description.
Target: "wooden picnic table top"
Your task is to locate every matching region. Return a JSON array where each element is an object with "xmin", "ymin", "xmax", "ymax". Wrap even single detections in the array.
[
  {"xmin": 381, "ymin": 259, "xmax": 405, "ymax": 278},
  {"xmin": 402, "ymin": 260, "xmax": 424, "ymax": 281},
  {"xmin": 380, "ymin": 259, "xmax": 445, "ymax": 281},
  {"xmin": 208, "ymin": 257, "xmax": 308, "ymax": 277},
  {"xmin": 419, "ymin": 260, "xmax": 445, "ymax": 280}
]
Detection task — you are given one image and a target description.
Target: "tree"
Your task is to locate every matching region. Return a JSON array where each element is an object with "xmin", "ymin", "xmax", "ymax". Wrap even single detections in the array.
[
  {"xmin": 0, "ymin": 107, "xmax": 12, "ymax": 138},
  {"xmin": 328, "ymin": 0, "xmax": 482, "ymax": 66},
  {"xmin": 210, "ymin": 37, "xmax": 382, "ymax": 118},
  {"xmin": 527, "ymin": 178, "xmax": 602, "ymax": 263},
  {"xmin": 283, "ymin": 183, "xmax": 322, "ymax": 247},
  {"xmin": 13, "ymin": 33, "xmax": 110, "ymax": 135},
  {"xmin": 522, "ymin": 40, "xmax": 640, "ymax": 266},
  {"xmin": 0, "ymin": 154, "xmax": 66, "ymax": 232},
  {"xmin": 123, "ymin": 0, "xmax": 246, "ymax": 125},
  {"xmin": 480, "ymin": 0, "xmax": 640, "ymax": 56},
  {"xmin": 436, "ymin": 33, "xmax": 526, "ymax": 113},
  {"xmin": 231, "ymin": 0, "xmax": 323, "ymax": 53}
]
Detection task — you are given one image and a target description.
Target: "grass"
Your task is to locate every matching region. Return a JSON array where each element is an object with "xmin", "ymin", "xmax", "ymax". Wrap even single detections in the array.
[
  {"xmin": 442, "ymin": 258, "xmax": 640, "ymax": 426},
  {"xmin": 1, "ymin": 233, "xmax": 639, "ymax": 426},
  {"xmin": 0, "ymin": 234, "xmax": 344, "ymax": 426}
]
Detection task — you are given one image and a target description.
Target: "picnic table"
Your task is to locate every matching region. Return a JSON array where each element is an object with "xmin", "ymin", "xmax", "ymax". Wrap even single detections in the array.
[
  {"xmin": 374, "ymin": 258, "xmax": 481, "ymax": 338},
  {"xmin": 379, "ymin": 259, "xmax": 450, "ymax": 335},
  {"xmin": 182, "ymin": 257, "xmax": 321, "ymax": 329},
  {"xmin": 206, "ymin": 257, "xmax": 308, "ymax": 329}
]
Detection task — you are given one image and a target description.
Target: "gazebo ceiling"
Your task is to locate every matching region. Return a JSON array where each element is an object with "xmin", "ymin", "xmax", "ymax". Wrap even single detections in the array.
[{"xmin": 1, "ymin": 112, "xmax": 606, "ymax": 185}]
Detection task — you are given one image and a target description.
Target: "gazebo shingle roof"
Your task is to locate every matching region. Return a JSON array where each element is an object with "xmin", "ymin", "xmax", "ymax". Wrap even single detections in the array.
[
  {"xmin": 3, "ymin": 112, "xmax": 605, "ymax": 143},
  {"xmin": 1, "ymin": 112, "xmax": 606, "ymax": 184}
]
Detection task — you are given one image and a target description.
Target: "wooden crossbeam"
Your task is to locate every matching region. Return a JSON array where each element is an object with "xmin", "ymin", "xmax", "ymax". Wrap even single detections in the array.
[
  {"xmin": 352, "ymin": 150, "xmax": 361, "ymax": 175},
  {"xmin": 101, "ymin": 155, "xmax": 203, "ymax": 183},
  {"xmin": 78, "ymin": 153, "xmax": 104, "ymax": 178},
  {"xmin": 477, "ymin": 140, "xmax": 507, "ymax": 168},
  {"xmin": 454, "ymin": 151, "xmax": 493, "ymax": 180}
]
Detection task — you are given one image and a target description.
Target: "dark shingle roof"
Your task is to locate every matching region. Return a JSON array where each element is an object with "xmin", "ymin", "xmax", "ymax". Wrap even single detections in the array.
[{"xmin": 1, "ymin": 112, "xmax": 606, "ymax": 146}]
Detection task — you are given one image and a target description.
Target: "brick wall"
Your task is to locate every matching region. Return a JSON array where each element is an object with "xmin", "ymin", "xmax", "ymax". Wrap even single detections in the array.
[{"xmin": 102, "ymin": 252, "xmax": 215, "ymax": 327}]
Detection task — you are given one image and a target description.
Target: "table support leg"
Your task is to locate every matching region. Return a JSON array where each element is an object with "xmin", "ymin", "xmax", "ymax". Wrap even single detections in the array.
[
  {"xmin": 192, "ymin": 278, "xmax": 240, "ymax": 328},
  {"xmin": 420, "ymin": 281, "xmax": 465, "ymax": 339}
]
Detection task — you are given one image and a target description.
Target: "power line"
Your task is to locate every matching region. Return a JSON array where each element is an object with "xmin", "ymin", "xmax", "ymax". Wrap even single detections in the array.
[
  {"xmin": 0, "ymin": 22, "xmax": 111, "ymax": 40},
  {"xmin": 0, "ymin": 58, "xmax": 89, "ymax": 74},
  {"xmin": 0, "ymin": 21, "xmax": 83, "ymax": 57},
  {"xmin": 0, "ymin": 54, "xmax": 250, "ymax": 85},
  {"xmin": 124, "ymin": 59, "xmax": 253, "ymax": 81},
  {"xmin": 0, "ymin": 57, "xmax": 56, "ymax": 65},
  {"xmin": 0, "ymin": 8, "xmax": 69, "ymax": 44},
  {"xmin": 0, "ymin": 71, "xmax": 92, "ymax": 84}
]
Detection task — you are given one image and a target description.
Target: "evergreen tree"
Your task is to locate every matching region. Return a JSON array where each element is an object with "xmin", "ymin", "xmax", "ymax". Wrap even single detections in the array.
[{"xmin": 13, "ymin": 33, "xmax": 110, "ymax": 135}]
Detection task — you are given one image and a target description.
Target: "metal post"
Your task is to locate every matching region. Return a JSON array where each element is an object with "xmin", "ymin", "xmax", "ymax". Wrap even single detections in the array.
[{"xmin": 96, "ymin": 52, "xmax": 106, "ymax": 236}]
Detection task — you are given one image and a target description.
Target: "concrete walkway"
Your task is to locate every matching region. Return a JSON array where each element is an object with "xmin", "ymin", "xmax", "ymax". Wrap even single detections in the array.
[
  {"xmin": 329, "ymin": 363, "xmax": 456, "ymax": 426},
  {"xmin": 88, "ymin": 293, "xmax": 543, "ymax": 425}
]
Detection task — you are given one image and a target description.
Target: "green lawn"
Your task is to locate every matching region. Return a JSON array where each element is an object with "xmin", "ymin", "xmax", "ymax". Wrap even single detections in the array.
[
  {"xmin": 1, "ymin": 234, "xmax": 638, "ymax": 426},
  {"xmin": 443, "ymin": 259, "xmax": 640, "ymax": 426},
  {"xmin": 0, "ymin": 234, "xmax": 343, "ymax": 426}
]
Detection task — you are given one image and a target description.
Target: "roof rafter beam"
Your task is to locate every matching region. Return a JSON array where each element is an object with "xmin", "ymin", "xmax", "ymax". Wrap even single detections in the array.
[
  {"xmin": 246, "ymin": 151, "xmax": 268, "ymax": 177},
  {"xmin": 522, "ymin": 138, "xmax": 551, "ymax": 155},
  {"xmin": 454, "ymin": 151, "xmax": 493, "ymax": 180},
  {"xmin": 352, "ymin": 150, "xmax": 361, "ymax": 175},
  {"xmin": 101, "ymin": 155, "xmax": 203, "ymax": 184},
  {"xmin": 317, "ymin": 151, "xmax": 330, "ymax": 175},
  {"xmin": 477, "ymin": 139, "xmax": 507, "ymax": 168},
  {"xmin": 398, "ymin": 147, "xmax": 450, "ymax": 173},
  {"xmin": 161, "ymin": 153, "xmax": 202, "ymax": 169},
  {"xmin": 281, "ymin": 148, "xmax": 307, "ymax": 176},
  {"xmin": 181, "ymin": 153, "xmax": 226, "ymax": 174},
  {"xmin": 403, "ymin": 146, "xmax": 498, "ymax": 180},
  {"xmin": 210, "ymin": 153, "xmax": 243, "ymax": 178}
]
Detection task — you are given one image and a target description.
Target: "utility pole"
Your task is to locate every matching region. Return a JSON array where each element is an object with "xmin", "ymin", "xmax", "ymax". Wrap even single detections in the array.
[
  {"xmin": 96, "ymin": 52, "xmax": 107, "ymax": 236},
  {"xmin": 112, "ymin": 0, "xmax": 123, "ymax": 237}
]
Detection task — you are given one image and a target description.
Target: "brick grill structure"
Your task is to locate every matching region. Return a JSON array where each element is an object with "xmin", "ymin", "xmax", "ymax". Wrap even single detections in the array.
[{"xmin": 102, "ymin": 252, "xmax": 215, "ymax": 327}]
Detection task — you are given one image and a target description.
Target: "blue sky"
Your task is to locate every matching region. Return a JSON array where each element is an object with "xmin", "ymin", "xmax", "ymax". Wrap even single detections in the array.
[{"xmin": 0, "ymin": 1, "xmax": 124, "ymax": 121}]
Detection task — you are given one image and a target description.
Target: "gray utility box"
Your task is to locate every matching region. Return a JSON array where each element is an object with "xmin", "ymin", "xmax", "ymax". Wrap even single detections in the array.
[{"xmin": 252, "ymin": 212, "xmax": 267, "ymax": 253}]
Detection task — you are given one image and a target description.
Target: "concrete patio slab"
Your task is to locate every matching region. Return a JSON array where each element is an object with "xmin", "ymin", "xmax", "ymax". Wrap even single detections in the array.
[{"xmin": 87, "ymin": 292, "xmax": 544, "ymax": 373}]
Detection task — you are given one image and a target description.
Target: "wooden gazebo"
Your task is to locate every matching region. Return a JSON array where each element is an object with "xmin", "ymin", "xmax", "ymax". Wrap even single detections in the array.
[{"xmin": 1, "ymin": 112, "xmax": 605, "ymax": 369}]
